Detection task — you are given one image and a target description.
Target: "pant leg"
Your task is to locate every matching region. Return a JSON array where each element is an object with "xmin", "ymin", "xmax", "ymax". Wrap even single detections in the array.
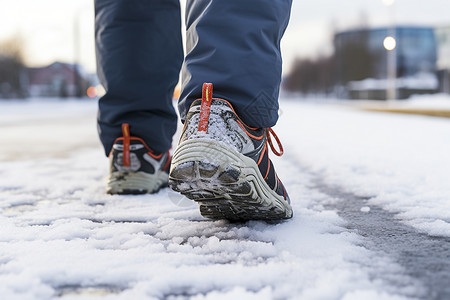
[
  {"xmin": 179, "ymin": 0, "xmax": 292, "ymax": 128},
  {"xmin": 95, "ymin": 0, "xmax": 183, "ymax": 156}
]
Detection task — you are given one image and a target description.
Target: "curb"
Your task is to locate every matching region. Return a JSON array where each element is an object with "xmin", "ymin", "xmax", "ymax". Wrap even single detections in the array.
[{"xmin": 358, "ymin": 106, "xmax": 450, "ymax": 118}]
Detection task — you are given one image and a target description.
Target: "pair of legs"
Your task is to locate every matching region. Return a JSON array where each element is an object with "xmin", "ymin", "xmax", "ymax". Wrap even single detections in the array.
[
  {"xmin": 95, "ymin": 0, "xmax": 292, "ymax": 156},
  {"xmin": 95, "ymin": 0, "xmax": 294, "ymax": 220}
]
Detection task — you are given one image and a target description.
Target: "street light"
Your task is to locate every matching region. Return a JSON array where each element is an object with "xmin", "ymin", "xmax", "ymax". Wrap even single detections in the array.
[
  {"xmin": 383, "ymin": 36, "xmax": 396, "ymax": 51},
  {"xmin": 382, "ymin": 0, "xmax": 396, "ymax": 100},
  {"xmin": 73, "ymin": 6, "xmax": 91, "ymax": 98}
]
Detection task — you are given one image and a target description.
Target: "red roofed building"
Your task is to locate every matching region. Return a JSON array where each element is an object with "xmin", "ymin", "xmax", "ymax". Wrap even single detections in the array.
[{"xmin": 27, "ymin": 62, "xmax": 88, "ymax": 97}]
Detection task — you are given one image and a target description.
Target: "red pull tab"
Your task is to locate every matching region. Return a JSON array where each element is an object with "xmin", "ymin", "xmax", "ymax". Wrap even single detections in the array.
[
  {"xmin": 122, "ymin": 123, "xmax": 131, "ymax": 167},
  {"xmin": 198, "ymin": 83, "xmax": 213, "ymax": 132},
  {"xmin": 267, "ymin": 127, "xmax": 284, "ymax": 156}
]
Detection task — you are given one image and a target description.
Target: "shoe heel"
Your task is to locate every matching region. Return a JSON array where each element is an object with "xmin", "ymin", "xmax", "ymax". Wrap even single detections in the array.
[{"xmin": 170, "ymin": 137, "xmax": 242, "ymax": 178}]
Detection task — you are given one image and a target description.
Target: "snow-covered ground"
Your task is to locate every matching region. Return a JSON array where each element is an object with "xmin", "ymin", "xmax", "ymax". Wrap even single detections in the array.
[
  {"xmin": 276, "ymin": 95, "xmax": 450, "ymax": 237},
  {"xmin": 0, "ymin": 96, "xmax": 449, "ymax": 299},
  {"xmin": 351, "ymin": 94, "xmax": 450, "ymax": 116}
]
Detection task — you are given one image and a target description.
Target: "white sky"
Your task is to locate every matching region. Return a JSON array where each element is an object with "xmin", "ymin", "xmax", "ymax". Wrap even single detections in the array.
[{"xmin": 0, "ymin": 0, "xmax": 449, "ymax": 74}]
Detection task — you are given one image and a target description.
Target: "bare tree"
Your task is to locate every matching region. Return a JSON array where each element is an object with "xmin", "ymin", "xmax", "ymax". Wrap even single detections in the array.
[
  {"xmin": 0, "ymin": 36, "xmax": 27, "ymax": 98},
  {"xmin": 283, "ymin": 55, "xmax": 336, "ymax": 95}
]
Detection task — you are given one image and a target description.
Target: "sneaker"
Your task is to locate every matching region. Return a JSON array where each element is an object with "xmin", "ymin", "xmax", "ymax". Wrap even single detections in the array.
[
  {"xmin": 169, "ymin": 83, "xmax": 293, "ymax": 221},
  {"xmin": 107, "ymin": 123, "xmax": 171, "ymax": 194}
]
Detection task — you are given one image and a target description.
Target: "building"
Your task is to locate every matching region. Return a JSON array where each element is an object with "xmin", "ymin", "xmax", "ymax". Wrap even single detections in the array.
[
  {"xmin": 0, "ymin": 54, "xmax": 28, "ymax": 99},
  {"xmin": 334, "ymin": 26, "xmax": 438, "ymax": 100},
  {"xmin": 27, "ymin": 62, "xmax": 89, "ymax": 98}
]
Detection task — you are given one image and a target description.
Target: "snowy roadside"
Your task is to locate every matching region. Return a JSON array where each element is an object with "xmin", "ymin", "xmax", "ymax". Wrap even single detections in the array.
[
  {"xmin": 1, "ymin": 149, "xmax": 408, "ymax": 300},
  {"xmin": 354, "ymin": 94, "xmax": 450, "ymax": 118},
  {"xmin": 0, "ymin": 98, "xmax": 100, "ymax": 161},
  {"xmin": 275, "ymin": 96, "xmax": 450, "ymax": 238},
  {"xmin": 1, "ymin": 97, "xmax": 448, "ymax": 299}
]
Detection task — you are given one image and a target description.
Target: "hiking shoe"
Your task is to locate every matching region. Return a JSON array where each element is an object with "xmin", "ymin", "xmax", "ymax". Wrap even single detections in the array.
[
  {"xmin": 169, "ymin": 83, "xmax": 293, "ymax": 221},
  {"xmin": 107, "ymin": 123, "xmax": 171, "ymax": 194}
]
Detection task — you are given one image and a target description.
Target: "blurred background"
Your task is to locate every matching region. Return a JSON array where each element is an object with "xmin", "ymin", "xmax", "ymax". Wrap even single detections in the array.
[{"xmin": 0, "ymin": 0, "xmax": 449, "ymax": 101}]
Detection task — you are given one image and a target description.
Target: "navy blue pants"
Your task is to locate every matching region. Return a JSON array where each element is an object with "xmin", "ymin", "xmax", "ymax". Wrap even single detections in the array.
[{"xmin": 95, "ymin": 0, "xmax": 292, "ymax": 155}]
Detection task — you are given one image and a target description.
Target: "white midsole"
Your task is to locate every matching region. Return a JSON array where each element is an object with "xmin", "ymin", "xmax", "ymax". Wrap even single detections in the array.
[
  {"xmin": 108, "ymin": 170, "xmax": 168, "ymax": 193},
  {"xmin": 171, "ymin": 138, "xmax": 292, "ymax": 216}
]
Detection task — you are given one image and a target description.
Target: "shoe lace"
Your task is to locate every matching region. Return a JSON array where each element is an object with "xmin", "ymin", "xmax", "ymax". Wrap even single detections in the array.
[{"xmin": 266, "ymin": 128, "xmax": 284, "ymax": 156}]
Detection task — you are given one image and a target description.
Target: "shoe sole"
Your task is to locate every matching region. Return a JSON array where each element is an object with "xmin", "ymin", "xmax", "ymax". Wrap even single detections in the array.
[
  {"xmin": 107, "ymin": 171, "xmax": 169, "ymax": 195},
  {"xmin": 169, "ymin": 139, "xmax": 293, "ymax": 221}
]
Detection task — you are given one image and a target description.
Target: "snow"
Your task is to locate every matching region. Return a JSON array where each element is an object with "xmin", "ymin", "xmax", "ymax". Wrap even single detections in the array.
[
  {"xmin": 352, "ymin": 93, "xmax": 450, "ymax": 111},
  {"xmin": 348, "ymin": 73, "xmax": 439, "ymax": 91},
  {"xmin": 393, "ymin": 93, "xmax": 450, "ymax": 110},
  {"xmin": 360, "ymin": 206, "xmax": 371, "ymax": 213},
  {"xmin": 0, "ymin": 150, "xmax": 392, "ymax": 299},
  {"xmin": 275, "ymin": 95, "xmax": 450, "ymax": 238},
  {"xmin": 1, "ymin": 96, "xmax": 449, "ymax": 299},
  {"xmin": 0, "ymin": 98, "xmax": 100, "ymax": 161}
]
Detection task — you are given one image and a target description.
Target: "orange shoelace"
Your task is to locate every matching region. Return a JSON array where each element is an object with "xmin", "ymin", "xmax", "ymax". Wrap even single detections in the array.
[{"xmin": 267, "ymin": 127, "xmax": 284, "ymax": 157}]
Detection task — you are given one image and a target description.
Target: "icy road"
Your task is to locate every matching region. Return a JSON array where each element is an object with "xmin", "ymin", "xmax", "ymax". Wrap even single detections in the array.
[{"xmin": 0, "ymin": 97, "xmax": 449, "ymax": 300}]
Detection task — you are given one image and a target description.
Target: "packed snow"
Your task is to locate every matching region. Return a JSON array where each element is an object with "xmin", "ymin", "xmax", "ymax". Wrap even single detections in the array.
[
  {"xmin": 276, "ymin": 95, "xmax": 450, "ymax": 238},
  {"xmin": 348, "ymin": 73, "xmax": 439, "ymax": 91},
  {"xmin": 0, "ymin": 96, "xmax": 449, "ymax": 299},
  {"xmin": 402, "ymin": 94, "xmax": 450, "ymax": 110}
]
